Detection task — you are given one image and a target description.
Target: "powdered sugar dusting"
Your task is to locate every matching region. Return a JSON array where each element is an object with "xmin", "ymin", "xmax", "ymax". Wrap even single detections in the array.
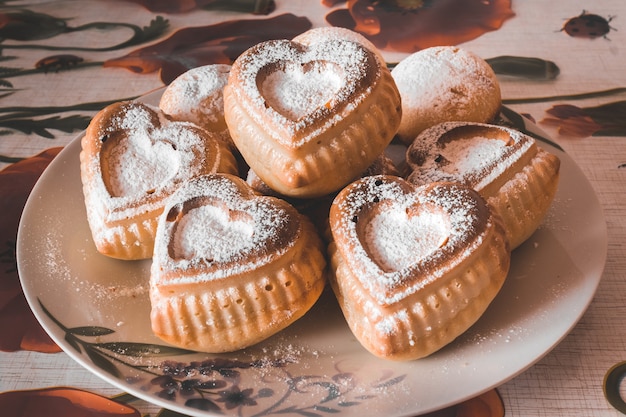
[
  {"xmin": 173, "ymin": 205, "xmax": 255, "ymax": 261},
  {"xmin": 364, "ymin": 208, "xmax": 449, "ymax": 272},
  {"xmin": 116, "ymin": 101, "xmax": 156, "ymax": 131},
  {"xmin": 392, "ymin": 46, "xmax": 493, "ymax": 114},
  {"xmin": 443, "ymin": 137, "xmax": 507, "ymax": 172},
  {"xmin": 391, "ymin": 46, "xmax": 500, "ymax": 141},
  {"xmin": 91, "ymin": 104, "xmax": 213, "ymax": 210},
  {"xmin": 154, "ymin": 175, "xmax": 297, "ymax": 279},
  {"xmin": 293, "ymin": 26, "xmax": 386, "ymax": 66},
  {"xmin": 81, "ymin": 100, "xmax": 231, "ymax": 258},
  {"xmin": 105, "ymin": 130, "xmax": 180, "ymax": 197},
  {"xmin": 230, "ymin": 39, "xmax": 377, "ymax": 145},
  {"xmin": 410, "ymin": 136, "xmax": 507, "ymax": 186},
  {"xmin": 104, "ymin": 120, "xmax": 209, "ymax": 199},
  {"xmin": 332, "ymin": 176, "xmax": 488, "ymax": 303},
  {"xmin": 260, "ymin": 61, "xmax": 342, "ymax": 121},
  {"xmin": 41, "ymin": 229, "xmax": 149, "ymax": 303},
  {"xmin": 160, "ymin": 64, "xmax": 230, "ymax": 129},
  {"xmin": 407, "ymin": 122, "xmax": 533, "ymax": 191}
]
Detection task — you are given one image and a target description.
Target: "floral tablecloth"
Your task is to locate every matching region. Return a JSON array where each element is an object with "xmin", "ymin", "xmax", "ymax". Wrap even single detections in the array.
[{"xmin": 1, "ymin": 1, "xmax": 626, "ymax": 416}]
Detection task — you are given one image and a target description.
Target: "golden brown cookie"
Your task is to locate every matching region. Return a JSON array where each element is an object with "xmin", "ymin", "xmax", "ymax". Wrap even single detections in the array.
[
  {"xmin": 80, "ymin": 101, "xmax": 237, "ymax": 259},
  {"xmin": 150, "ymin": 174, "xmax": 327, "ymax": 352},
  {"xmin": 223, "ymin": 38, "xmax": 401, "ymax": 198},
  {"xmin": 406, "ymin": 121, "xmax": 560, "ymax": 249},
  {"xmin": 391, "ymin": 46, "xmax": 501, "ymax": 144},
  {"xmin": 328, "ymin": 176, "xmax": 510, "ymax": 360}
]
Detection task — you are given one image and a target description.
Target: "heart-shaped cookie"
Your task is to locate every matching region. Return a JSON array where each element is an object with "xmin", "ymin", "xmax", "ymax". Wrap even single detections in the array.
[
  {"xmin": 328, "ymin": 175, "xmax": 510, "ymax": 360},
  {"xmin": 150, "ymin": 174, "xmax": 327, "ymax": 353},
  {"xmin": 80, "ymin": 101, "xmax": 238, "ymax": 260},
  {"xmin": 223, "ymin": 38, "xmax": 402, "ymax": 198},
  {"xmin": 406, "ymin": 122, "xmax": 560, "ymax": 248}
]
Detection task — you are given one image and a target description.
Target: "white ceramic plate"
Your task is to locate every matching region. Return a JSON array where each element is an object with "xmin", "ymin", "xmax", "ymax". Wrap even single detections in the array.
[{"xmin": 17, "ymin": 99, "xmax": 607, "ymax": 417}]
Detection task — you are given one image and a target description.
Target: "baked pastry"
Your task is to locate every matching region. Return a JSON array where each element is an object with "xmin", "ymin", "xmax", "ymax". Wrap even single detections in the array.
[
  {"xmin": 150, "ymin": 174, "xmax": 327, "ymax": 352},
  {"xmin": 246, "ymin": 151, "xmax": 400, "ymax": 241},
  {"xmin": 391, "ymin": 46, "xmax": 501, "ymax": 144},
  {"xmin": 80, "ymin": 101, "xmax": 238, "ymax": 260},
  {"xmin": 292, "ymin": 26, "xmax": 386, "ymax": 65},
  {"xmin": 246, "ymin": 151, "xmax": 400, "ymax": 198},
  {"xmin": 328, "ymin": 176, "xmax": 510, "ymax": 360},
  {"xmin": 159, "ymin": 64, "xmax": 233, "ymax": 147},
  {"xmin": 223, "ymin": 37, "xmax": 402, "ymax": 198},
  {"xmin": 405, "ymin": 121, "xmax": 560, "ymax": 249}
]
